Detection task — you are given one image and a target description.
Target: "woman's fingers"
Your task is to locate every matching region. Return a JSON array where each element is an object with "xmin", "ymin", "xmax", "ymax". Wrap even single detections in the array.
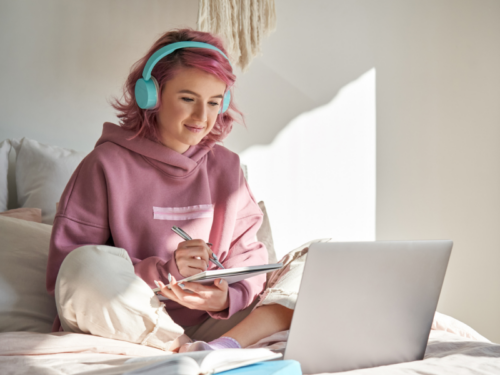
[
  {"xmin": 182, "ymin": 280, "xmax": 225, "ymax": 295},
  {"xmin": 182, "ymin": 239, "xmax": 210, "ymax": 253},
  {"xmin": 181, "ymin": 282, "xmax": 215, "ymax": 298},
  {"xmin": 181, "ymin": 281, "xmax": 228, "ymax": 310},
  {"xmin": 174, "ymin": 239, "xmax": 219, "ymax": 277},
  {"xmin": 176, "ymin": 241, "xmax": 210, "ymax": 264},
  {"xmin": 157, "ymin": 277, "xmax": 198, "ymax": 306},
  {"xmin": 168, "ymin": 276, "xmax": 209, "ymax": 308},
  {"xmin": 213, "ymin": 278, "xmax": 228, "ymax": 292},
  {"xmin": 156, "ymin": 277, "xmax": 228, "ymax": 312},
  {"xmin": 156, "ymin": 280, "xmax": 172, "ymax": 298},
  {"xmin": 180, "ymin": 258, "xmax": 208, "ymax": 274},
  {"xmin": 179, "ymin": 267, "xmax": 202, "ymax": 278},
  {"xmin": 169, "ymin": 282, "xmax": 191, "ymax": 300},
  {"xmin": 205, "ymin": 243, "xmax": 215, "ymax": 258},
  {"xmin": 177, "ymin": 263, "xmax": 206, "ymax": 277},
  {"xmin": 181, "ymin": 281, "xmax": 204, "ymax": 293}
]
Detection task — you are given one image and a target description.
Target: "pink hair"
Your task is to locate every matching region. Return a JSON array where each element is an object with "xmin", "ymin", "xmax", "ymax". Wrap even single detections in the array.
[{"xmin": 111, "ymin": 28, "xmax": 244, "ymax": 146}]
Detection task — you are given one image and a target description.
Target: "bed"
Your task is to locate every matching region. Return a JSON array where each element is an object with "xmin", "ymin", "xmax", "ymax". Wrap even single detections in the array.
[{"xmin": 1, "ymin": 137, "xmax": 499, "ymax": 375}]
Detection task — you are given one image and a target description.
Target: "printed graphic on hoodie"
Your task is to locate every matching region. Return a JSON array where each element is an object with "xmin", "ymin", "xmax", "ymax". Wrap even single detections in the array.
[{"xmin": 153, "ymin": 204, "xmax": 215, "ymax": 221}]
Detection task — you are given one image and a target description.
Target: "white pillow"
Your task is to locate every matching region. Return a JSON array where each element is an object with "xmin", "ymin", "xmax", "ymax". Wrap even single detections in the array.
[
  {"xmin": 0, "ymin": 216, "xmax": 57, "ymax": 332},
  {"xmin": 11, "ymin": 138, "xmax": 87, "ymax": 224},
  {"xmin": 0, "ymin": 139, "xmax": 11, "ymax": 212}
]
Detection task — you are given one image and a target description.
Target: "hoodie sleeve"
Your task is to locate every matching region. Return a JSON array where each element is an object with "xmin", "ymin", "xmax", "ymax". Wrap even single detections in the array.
[
  {"xmin": 47, "ymin": 150, "xmax": 185, "ymax": 297},
  {"xmin": 208, "ymin": 170, "xmax": 269, "ymax": 320},
  {"xmin": 46, "ymin": 153, "xmax": 111, "ymax": 296}
]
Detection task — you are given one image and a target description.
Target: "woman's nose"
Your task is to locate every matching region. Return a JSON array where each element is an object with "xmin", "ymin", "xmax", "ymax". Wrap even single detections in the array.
[{"xmin": 191, "ymin": 102, "xmax": 207, "ymax": 122}]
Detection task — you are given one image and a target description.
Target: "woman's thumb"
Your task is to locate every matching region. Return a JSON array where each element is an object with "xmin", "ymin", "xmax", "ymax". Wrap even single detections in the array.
[{"xmin": 216, "ymin": 278, "xmax": 227, "ymax": 290}]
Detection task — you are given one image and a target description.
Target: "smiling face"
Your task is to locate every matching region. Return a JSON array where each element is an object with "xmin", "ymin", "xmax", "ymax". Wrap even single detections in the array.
[{"xmin": 156, "ymin": 66, "xmax": 227, "ymax": 154}]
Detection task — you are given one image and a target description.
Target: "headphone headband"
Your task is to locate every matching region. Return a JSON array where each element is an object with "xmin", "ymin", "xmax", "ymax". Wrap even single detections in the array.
[
  {"xmin": 143, "ymin": 41, "xmax": 232, "ymax": 80},
  {"xmin": 135, "ymin": 41, "xmax": 232, "ymax": 112}
]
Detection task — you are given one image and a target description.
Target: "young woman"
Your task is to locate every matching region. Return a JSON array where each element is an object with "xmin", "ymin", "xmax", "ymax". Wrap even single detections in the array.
[{"xmin": 46, "ymin": 28, "xmax": 309, "ymax": 352}]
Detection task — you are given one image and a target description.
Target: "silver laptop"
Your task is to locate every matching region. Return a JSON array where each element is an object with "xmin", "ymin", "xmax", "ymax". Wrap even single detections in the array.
[{"xmin": 284, "ymin": 240, "xmax": 452, "ymax": 374}]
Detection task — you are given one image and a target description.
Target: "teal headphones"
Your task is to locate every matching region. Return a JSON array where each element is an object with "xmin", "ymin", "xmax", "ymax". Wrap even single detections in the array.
[{"xmin": 134, "ymin": 41, "xmax": 232, "ymax": 113}]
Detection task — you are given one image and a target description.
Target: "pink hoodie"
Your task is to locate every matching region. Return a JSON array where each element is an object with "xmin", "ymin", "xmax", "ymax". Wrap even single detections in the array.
[{"xmin": 47, "ymin": 122, "xmax": 268, "ymax": 328}]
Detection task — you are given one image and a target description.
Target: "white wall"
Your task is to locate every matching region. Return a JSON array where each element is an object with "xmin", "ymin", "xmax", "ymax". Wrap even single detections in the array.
[
  {"xmin": 239, "ymin": 69, "xmax": 376, "ymax": 259},
  {"xmin": 225, "ymin": 0, "xmax": 500, "ymax": 342},
  {"xmin": 2, "ymin": 0, "xmax": 500, "ymax": 342},
  {"xmin": 373, "ymin": 1, "xmax": 500, "ymax": 343},
  {"xmin": 0, "ymin": 0, "xmax": 198, "ymax": 151}
]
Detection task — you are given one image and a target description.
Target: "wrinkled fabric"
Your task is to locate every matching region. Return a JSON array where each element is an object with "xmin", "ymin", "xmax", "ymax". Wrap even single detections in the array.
[
  {"xmin": 56, "ymin": 245, "xmax": 188, "ymax": 351},
  {"xmin": 0, "ymin": 319, "xmax": 497, "ymax": 375}
]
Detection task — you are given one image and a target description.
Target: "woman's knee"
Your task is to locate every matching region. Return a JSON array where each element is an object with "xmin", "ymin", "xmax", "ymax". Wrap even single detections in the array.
[
  {"xmin": 267, "ymin": 238, "xmax": 332, "ymax": 292},
  {"xmin": 259, "ymin": 239, "xmax": 331, "ymax": 311},
  {"xmin": 56, "ymin": 245, "xmax": 135, "ymax": 305}
]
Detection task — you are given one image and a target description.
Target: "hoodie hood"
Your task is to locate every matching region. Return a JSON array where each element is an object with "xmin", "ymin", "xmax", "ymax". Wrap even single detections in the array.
[{"xmin": 95, "ymin": 122, "xmax": 216, "ymax": 177}]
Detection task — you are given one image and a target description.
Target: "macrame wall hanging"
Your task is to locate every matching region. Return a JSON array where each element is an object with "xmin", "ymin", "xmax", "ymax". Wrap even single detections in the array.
[{"xmin": 197, "ymin": 0, "xmax": 277, "ymax": 72}]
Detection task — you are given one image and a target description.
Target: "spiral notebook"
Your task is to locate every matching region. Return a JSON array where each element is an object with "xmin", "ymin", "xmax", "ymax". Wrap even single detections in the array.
[{"xmin": 152, "ymin": 263, "xmax": 283, "ymax": 294}]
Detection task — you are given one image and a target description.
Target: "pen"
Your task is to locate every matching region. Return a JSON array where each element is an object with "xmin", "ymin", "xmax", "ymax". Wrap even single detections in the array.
[
  {"xmin": 171, "ymin": 226, "xmax": 225, "ymax": 269},
  {"xmin": 152, "ymin": 226, "xmax": 225, "ymax": 295}
]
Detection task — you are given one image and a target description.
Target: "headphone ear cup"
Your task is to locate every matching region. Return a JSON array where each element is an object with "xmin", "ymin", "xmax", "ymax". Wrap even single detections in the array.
[
  {"xmin": 219, "ymin": 90, "xmax": 231, "ymax": 114},
  {"xmin": 135, "ymin": 77, "xmax": 159, "ymax": 109}
]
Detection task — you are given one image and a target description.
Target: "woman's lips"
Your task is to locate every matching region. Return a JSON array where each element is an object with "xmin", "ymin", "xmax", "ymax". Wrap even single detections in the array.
[{"xmin": 185, "ymin": 125, "xmax": 204, "ymax": 133}]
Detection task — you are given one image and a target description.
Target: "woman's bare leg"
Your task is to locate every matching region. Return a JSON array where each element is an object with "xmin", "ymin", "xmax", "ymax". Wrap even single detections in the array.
[
  {"xmin": 223, "ymin": 304, "xmax": 294, "ymax": 348},
  {"xmin": 182, "ymin": 241, "xmax": 322, "ymax": 352}
]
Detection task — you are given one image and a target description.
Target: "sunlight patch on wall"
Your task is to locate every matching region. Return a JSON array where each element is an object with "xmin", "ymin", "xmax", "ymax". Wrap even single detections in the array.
[{"xmin": 240, "ymin": 68, "xmax": 376, "ymax": 259}]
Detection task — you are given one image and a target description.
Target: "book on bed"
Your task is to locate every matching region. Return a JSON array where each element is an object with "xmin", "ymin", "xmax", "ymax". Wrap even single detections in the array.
[{"xmin": 123, "ymin": 348, "xmax": 288, "ymax": 375}]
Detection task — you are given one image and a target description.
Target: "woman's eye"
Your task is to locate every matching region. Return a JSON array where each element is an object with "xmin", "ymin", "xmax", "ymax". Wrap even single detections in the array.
[{"xmin": 181, "ymin": 97, "xmax": 218, "ymax": 107}]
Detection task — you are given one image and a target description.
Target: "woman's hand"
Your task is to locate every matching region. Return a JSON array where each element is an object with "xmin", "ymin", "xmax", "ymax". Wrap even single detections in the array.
[
  {"xmin": 174, "ymin": 239, "xmax": 214, "ymax": 277},
  {"xmin": 156, "ymin": 276, "xmax": 229, "ymax": 312}
]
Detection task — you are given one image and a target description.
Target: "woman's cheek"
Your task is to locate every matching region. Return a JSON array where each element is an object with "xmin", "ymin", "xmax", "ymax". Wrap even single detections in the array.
[{"xmin": 207, "ymin": 112, "xmax": 218, "ymax": 128}]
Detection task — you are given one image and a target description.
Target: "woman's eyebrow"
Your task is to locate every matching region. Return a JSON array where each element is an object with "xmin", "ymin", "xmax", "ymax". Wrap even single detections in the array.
[{"xmin": 177, "ymin": 89, "xmax": 224, "ymax": 99}]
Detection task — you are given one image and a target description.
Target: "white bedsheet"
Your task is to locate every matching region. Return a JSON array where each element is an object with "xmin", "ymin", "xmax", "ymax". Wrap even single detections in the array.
[{"xmin": 0, "ymin": 313, "xmax": 498, "ymax": 375}]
